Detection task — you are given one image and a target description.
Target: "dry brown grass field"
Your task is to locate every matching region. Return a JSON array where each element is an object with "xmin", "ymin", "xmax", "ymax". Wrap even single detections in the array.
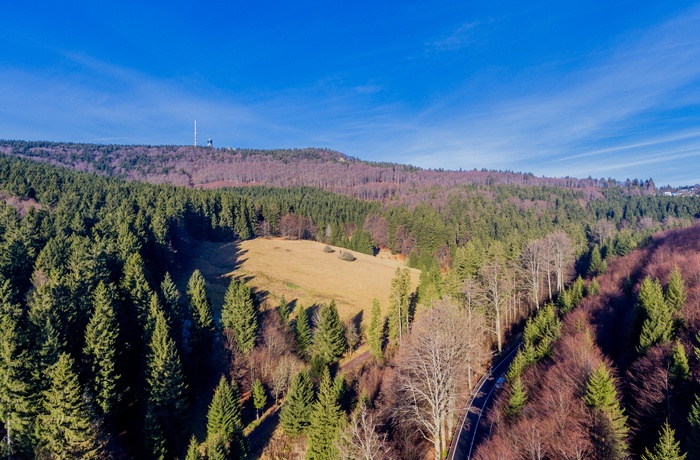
[{"xmin": 173, "ymin": 237, "xmax": 420, "ymax": 325}]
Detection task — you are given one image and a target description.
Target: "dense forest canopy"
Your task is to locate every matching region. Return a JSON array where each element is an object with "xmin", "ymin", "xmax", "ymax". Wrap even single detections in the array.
[
  {"xmin": 0, "ymin": 145, "xmax": 699, "ymax": 459},
  {"xmin": 0, "ymin": 140, "xmax": 656, "ymax": 203}
]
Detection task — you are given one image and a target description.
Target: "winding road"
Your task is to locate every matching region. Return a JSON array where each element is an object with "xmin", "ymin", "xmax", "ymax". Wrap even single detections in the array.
[{"xmin": 448, "ymin": 343, "xmax": 521, "ymax": 460}]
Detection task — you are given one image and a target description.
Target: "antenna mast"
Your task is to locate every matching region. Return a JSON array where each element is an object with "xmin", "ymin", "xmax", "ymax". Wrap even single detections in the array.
[{"xmin": 194, "ymin": 120, "xmax": 197, "ymax": 147}]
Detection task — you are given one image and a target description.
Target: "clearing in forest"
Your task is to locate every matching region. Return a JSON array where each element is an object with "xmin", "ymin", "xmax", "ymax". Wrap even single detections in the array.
[{"xmin": 174, "ymin": 237, "xmax": 419, "ymax": 324}]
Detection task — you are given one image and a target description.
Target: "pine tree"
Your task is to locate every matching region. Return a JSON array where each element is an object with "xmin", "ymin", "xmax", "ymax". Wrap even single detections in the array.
[
  {"xmin": 280, "ymin": 370, "xmax": 314, "ymax": 436},
  {"xmin": 83, "ymin": 281, "xmax": 120, "ymax": 418},
  {"xmin": 638, "ymin": 277, "xmax": 673, "ymax": 353},
  {"xmin": 121, "ymin": 252, "xmax": 152, "ymax": 326},
  {"xmin": 185, "ymin": 435, "xmax": 202, "ymax": 460},
  {"xmin": 221, "ymin": 278, "xmax": 258, "ymax": 355},
  {"xmin": 588, "ymin": 278, "xmax": 600, "ymax": 296},
  {"xmin": 294, "ymin": 303, "xmax": 312, "ymax": 359},
  {"xmin": 278, "ymin": 295, "xmax": 290, "ymax": 326},
  {"xmin": 367, "ymin": 299, "xmax": 384, "ymax": 363},
  {"xmin": 387, "ymin": 268, "xmax": 410, "ymax": 342},
  {"xmin": 506, "ymin": 376, "xmax": 527, "ymax": 419},
  {"xmin": 206, "ymin": 375, "xmax": 247, "ymax": 459},
  {"xmin": 145, "ymin": 306, "xmax": 188, "ymax": 457},
  {"xmin": 589, "ymin": 245, "xmax": 607, "ymax": 275},
  {"xmin": 665, "ymin": 266, "xmax": 686, "ymax": 313},
  {"xmin": 312, "ymin": 300, "xmax": 347, "ymax": 364},
  {"xmin": 306, "ymin": 367, "xmax": 343, "ymax": 460},
  {"xmin": 641, "ymin": 420, "xmax": 686, "ymax": 460},
  {"xmin": 670, "ymin": 340, "xmax": 690, "ymax": 383},
  {"xmin": 160, "ymin": 272, "xmax": 183, "ymax": 348},
  {"xmin": 687, "ymin": 394, "xmax": 700, "ymax": 458},
  {"xmin": 253, "ymin": 379, "xmax": 267, "ymax": 419},
  {"xmin": 585, "ymin": 363, "xmax": 628, "ymax": 459},
  {"xmin": 187, "ymin": 269, "xmax": 214, "ymax": 358},
  {"xmin": 0, "ymin": 294, "xmax": 32, "ymax": 457},
  {"xmin": 35, "ymin": 353, "xmax": 102, "ymax": 459}
]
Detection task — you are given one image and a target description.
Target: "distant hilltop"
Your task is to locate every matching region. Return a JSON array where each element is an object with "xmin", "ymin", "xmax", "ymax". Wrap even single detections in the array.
[{"xmin": 0, "ymin": 140, "xmax": 657, "ymax": 202}]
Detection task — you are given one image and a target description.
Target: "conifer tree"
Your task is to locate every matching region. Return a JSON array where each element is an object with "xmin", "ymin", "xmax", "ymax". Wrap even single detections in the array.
[
  {"xmin": 206, "ymin": 375, "xmax": 246, "ymax": 459},
  {"xmin": 367, "ymin": 299, "xmax": 384, "ymax": 363},
  {"xmin": 221, "ymin": 278, "xmax": 258, "ymax": 355},
  {"xmin": 145, "ymin": 306, "xmax": 188, "ymax": 457},
  {"xmin": 83, "ymin": 281, "xmax": 120, "ymax": 418},
  {"xmin": 506, "ymin": 375, "xmax": 527, "ymax": 420},
  {"xmin": 665, "ymin": 266, "xmax": 686, "ymax": 313},
  {"xmin": 588, "ymin": 278, "xmax": 600, "ymax": 296},
  {"xmin": 278, "ymin": 295, "xmax": 290, "ymax": 326},
  {"xmin": 638, "ymin": 277, "xmax": 673, "ymax": 353},
  {"xmin": 280, "ymin": 370, "xmax": 314, "ymax": 436},
  {"xmin": 387, "ymin": 268, "xmax": 411, "ymax": 342},
  {"xmin": 585, "ymin": 363, "xmax": 628, "ymax": 459},
  {"xmin": 121, "ymin": 252, "xmax": 152, "ymax": 326},
  {"xmin": 35, "ymin": 353, "xmax": 102, "ymax": 459},
  {"xmin": 312, "ymin": 300, "xmax": 347, "ymax": 364},
  {"xmin": 641, "ymin": 420, "xmax": 686, "ymax": 460},
  {"xmin": 589, "ymin": 245, "xmax": 607, "ymax": 275},
  {"xmin": 294, "ymin": 303, "xmax": 312, "ymax": 359},
  {"xmin": 670, "ymin": 340, "xmax": 690, "ymax": 383},
  {"xmin": 187, "ymin": 269, "xmax": 214, "ymax": 358},
  {"xmin": 185, "ymin": 435, "xmax": 201, "ymax": 460},
  {"xmin": 253, "ymin": 379, "xmax": 267, "ymax": 419},
  {"xmin": 306, "ymin": 367, "xmax": 343, "ymax": 460},
  {"xmin": 687, "ymin": 394, "xmax": 700, "ymax": 458},
  {"xmin": 0, "ymin": 293, "xmax": 32, "ymax": 456},
  {"xmin": 160, "ymin": 272, "xmax": 183, "ymax": 347}
]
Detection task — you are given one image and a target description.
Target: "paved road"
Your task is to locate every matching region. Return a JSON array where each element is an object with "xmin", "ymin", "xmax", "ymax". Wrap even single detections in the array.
[{"xmin": 448, "ymin": 343, "xmax": 521, "ymax": 460}]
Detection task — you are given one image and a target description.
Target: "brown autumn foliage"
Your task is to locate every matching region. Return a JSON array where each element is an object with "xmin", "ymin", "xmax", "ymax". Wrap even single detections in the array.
[{"xmin": 475, "ymin": 222, "xmax": 700, "ymax": 459}]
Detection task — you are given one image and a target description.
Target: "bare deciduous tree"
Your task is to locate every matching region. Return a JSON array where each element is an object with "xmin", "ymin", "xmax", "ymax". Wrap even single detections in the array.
[
  {"xmin": 521, "ymin": 239, "xmax": 544, "ymax": 310},
  {"xmin": 336, "ymin": 405, "xmax": 392, "ymax": 460},
  {"xmin": 391, "ymin": 299, "xmax": 487, "ymax": 458}
]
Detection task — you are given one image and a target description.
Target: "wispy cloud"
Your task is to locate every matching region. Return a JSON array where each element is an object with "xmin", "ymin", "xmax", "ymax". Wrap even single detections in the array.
[{"xmin": 427, "ymin": 22, "xmax": 480, "ymax": 51}]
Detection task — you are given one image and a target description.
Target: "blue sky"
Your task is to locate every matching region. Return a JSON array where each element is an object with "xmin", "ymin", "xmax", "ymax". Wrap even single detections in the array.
[{"xmin": 2, "ymin": 1, "xmax": 700, "ymax": 185}]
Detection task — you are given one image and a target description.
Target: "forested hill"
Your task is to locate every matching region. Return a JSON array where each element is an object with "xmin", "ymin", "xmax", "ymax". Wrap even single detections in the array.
[
  {"xmin": 0, "ymin": 140, "xmax": 656, "ymax": 202},
  {"xmin": 475, "ymin": 223, "xmax": 700, "ymax": 459}
]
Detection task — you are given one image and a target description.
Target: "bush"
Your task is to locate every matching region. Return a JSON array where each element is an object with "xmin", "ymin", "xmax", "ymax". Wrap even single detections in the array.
[
  {"xmin": 338, "ymin": 251, "xmax": 356, "ymax": 262},
  {"xmin": 323, "ymin": 245, "xmax": 335, "ymax": 253}
]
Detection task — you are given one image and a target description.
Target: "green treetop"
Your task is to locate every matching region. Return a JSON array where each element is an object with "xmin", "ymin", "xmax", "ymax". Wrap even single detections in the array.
[
  {"xmin": 367, "ymin": 299, "xmax": 385, "ymax": 363},
  {"xmin": 294, "ymin": 303, "xmax": 312, "ymax": 359},
  {"xmin": 641, "ymin": 420, "xmax": 686, "ymax": 460},
  {"xmin": 638, "ymin": 277, "xmax": 673, "ymax": 353},
  {"xmin": 312, "ymin": 301, "xmax": 347, "ymax": 364},
  {"xmin": 306, "ymin": 367, "xmax": 343, "ymax": 460},
  {"xmin": 205, "ymin": 375, "xmax": 246, "ymax": 459},
  {"xmin": 280, "ymin": 370, "xmax": 314, "ymax": 436},
  {"xmin": 221, "ymin": 278, "xmax": 258, "ymax": 355},
  {"xmin": 665, "ymin": 266, "xmax": 686, "ymax": 312}
]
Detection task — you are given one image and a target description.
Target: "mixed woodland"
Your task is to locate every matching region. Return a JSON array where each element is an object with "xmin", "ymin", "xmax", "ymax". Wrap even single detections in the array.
[{"xmin": 0, "ymin": 142, "xmax": 699, "ymax": 459}]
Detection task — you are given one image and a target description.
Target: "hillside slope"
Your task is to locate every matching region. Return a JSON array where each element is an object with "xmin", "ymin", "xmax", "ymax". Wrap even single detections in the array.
[
  {"xmin": 0, "ymin": 140, "xmax": 656, "ymax": 202},
  {"xmin": 475, "ymin": 223, "xmax": 700, "ymax": 459}
]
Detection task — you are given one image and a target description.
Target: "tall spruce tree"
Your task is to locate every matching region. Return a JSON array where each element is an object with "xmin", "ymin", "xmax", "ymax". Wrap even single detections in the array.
[
  {"xmin": 83, "ymin": 281, "xmax": 120, "ymax": 418},
  {"xmin": 221, "ymin": 278, "xmax": 258, "ymax": 355},
  {"xmin": 206, "ymin": 375, "xmax": 246, "ymax": 459},
  {"xmin": 306, "ymin": 367, "xmax": 343, "ymax": 460},
  {"xmin": 160, "ymin": 272, "xmax": 183, "ymax": 348},
  {"xmin": 641, "ymin": 420, "xmax": 686, "ymax": 460},
  {"xmin": 0, "ymin": 291, "xmax": 32, "ymax": 457},
  {"xmin": 387, "ymin": 268, "xmax": 411, "ymax": 342},
  {"xmin": 670, "ymin": 340, "xmax": 690, "ymax": 383},
  {"xmin": 367, "ymin": 299, "xmax": 384, "ymax": 363},
  {"xmin": 280, "ymin": 370, "xmax": 314, "ymax": 436},
  {"xmin": 312, "ymin": 301, "xmax": 346, "ymax": 364},
  {"xmin": 145, "ymin": 306, "xmax": 188, "ymax": 458},
  {"xmin": 252, "ymin": 379, "xmax": 267, "ymax": 420},
  {"xmin": 585, "ymin": 363, "xmax": 628, "ymax": 459},
  {"xmin": 120, "ymin": 252, "xmax": 152, "ymax": 327},
  {"xmin": 185, "ymin": 436, "xmax": 202, "ymax": 460},
  {"xmin": 688, "ymin": 394, "xmax": 700, "ymax": 458},
  {"xmin": 35, "ymin": 353, "xmax": 102, "ymax": 459},
  {"xmin": 294, "ymin": 303, "xmax": 312, "ymax": 359},
  {"xmin": 187, "ymin": 270, "xmax": 215, "ymax": 359},
  {"xmin": 638, "ymin": 277, "xmax": 673, "ymax": 353},
  {"xmin": 505, "ymin": 375, "xmax": 528, "ymax": 420},
  {"xmin": 665, "ymin": 266, "xmax": 686, "ymax": 313},
  {"xmin": 278, "ymin": 295, "xmax": 290, "ymax": 326}
]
